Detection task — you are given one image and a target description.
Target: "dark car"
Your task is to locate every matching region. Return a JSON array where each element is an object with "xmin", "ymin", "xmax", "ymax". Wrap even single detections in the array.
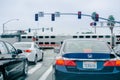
[
  {"xmin": 53, "ymin": 39, "xmax": 120, "ymax": 80},
  {"xmin": 0, "ymin": 40, "xmax": 28, "ymax": 80}
]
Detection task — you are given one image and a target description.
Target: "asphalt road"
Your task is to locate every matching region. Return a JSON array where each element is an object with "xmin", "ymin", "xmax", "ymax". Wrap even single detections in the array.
[{"xmin": 16, "ymin": 49, "xmax": 56, "ymax": 80}]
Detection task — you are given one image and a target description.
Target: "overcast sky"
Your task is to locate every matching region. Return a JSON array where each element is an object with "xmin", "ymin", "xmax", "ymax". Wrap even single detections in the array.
[{"xmin": 0, "ymin": 0, "xmax": 120, "ymax": 34}]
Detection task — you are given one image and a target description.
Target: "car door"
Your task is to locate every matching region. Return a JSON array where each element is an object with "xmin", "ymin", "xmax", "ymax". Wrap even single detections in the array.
[{"xmin": 4, "ymin": 42, "xmax": 24, "ymax": 77}]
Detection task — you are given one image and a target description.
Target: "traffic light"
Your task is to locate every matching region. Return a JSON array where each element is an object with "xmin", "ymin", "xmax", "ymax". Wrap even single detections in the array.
[
  {"xmin": 51, "ymin": 27, "xmax": 53, "ymax": 32},
  {"xmin": 95, "ymin": 14, "xmax": 99, "ymax": 21},
  {"xmin": 55, "ymin": 12, "xmax": 60, "ymax": 17},
  {"xmin": 107, "ymin": 15, "xmax": 115, "ymax": 26},
  {"xmin": 78, "ymin": 11, "xmax": 81, "ymax": 19},
  {"xmin": 90, "ymin": 22, "xmax": 97, "ymax": 26},
  {"xmin": 35, "ymin": 14, "xmax": 39, "ymax": 21},
  {"xmin": 39, "ymin": 12, "xmax": 44, "ymax": 17},
  {"xmin": 91, "ymin": 12, "xmax": 99, "ymax": 22},
  {"xmin": 42, "ymin": 27, "xmax": 44, "ymax": 32},
  {"xmin": 51, "ymin": 14, "xmax": 55, "ymax": 21},
  {"xmin": 28, "ymin": 28, "xmax": 31, "ymax": 33}
]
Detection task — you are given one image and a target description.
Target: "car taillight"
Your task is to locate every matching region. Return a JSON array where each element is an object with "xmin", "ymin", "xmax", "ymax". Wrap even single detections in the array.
[
  {"xmin": 56, "ymin": 59, "xmax": 76, "ymax": 66},
  {"xmin": 24, "ymin": 50, "xmax": 32, "ymax": 53},
  {"xmin": 104, "ymin": 60, "xmax": 120, "ymax": 66},
  {"xmin": 116, "ymin": 60, "xmax": 120, "ymax": 66}
]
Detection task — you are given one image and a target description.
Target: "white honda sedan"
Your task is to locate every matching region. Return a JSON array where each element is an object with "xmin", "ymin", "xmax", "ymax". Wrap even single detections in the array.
[{"xmin": 13, "ymin": 42, "xmax": 44, "ymax": 64}]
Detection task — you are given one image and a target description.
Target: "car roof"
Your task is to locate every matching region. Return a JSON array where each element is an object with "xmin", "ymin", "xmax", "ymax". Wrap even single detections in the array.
[{"xmin": 14, "ymin": 42, "xmax": 35, "ymax": 44}]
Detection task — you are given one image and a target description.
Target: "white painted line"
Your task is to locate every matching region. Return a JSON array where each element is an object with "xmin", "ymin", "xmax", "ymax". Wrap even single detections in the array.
[
  {"xmin": 39, "ymin": 65, "xmax": 53, "ymax": 80},
  {"xmin": 46, "ymin": 57, "xmax": 55, "ymax": 60},
  {"xmin": 28, "ymin": 63, "xmax": 42, "ymax": 74}
]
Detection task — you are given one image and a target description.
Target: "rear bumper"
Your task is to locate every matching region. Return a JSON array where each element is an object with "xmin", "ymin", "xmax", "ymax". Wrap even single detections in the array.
[
  {"xmin": 54, "ymin": 66, "xmax": 120, "ymax": 80},
  {"xmin": 54, "ymin": 70, "xmax": 120, "ymax": 80}
]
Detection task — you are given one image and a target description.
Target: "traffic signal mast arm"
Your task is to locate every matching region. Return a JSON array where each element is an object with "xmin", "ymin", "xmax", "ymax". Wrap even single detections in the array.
[{"xmin": 35, "ymin": 12, "xmax": 120, "ymax": 24}]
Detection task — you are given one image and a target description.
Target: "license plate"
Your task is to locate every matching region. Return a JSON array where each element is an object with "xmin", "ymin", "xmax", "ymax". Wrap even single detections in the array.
[{"xmin": 83, "ymin": 61, "xmax": 97, "ymax": 69}]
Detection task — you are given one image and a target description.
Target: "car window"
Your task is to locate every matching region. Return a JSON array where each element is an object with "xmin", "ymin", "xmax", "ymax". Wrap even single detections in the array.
[
  {"xmin": 5, "ymin": 42, "xmax": 16, "ymax": 54},
  {"xmin": 0, "ymin": 42, "xmax": 8, "ymax": 54},
  {"xmin": 14, "ymin": 43, "xmax": 31, "ymax": 49},
  {"xmin": 63, "ymin": 40, "xmax": 110, "ymax": 53}
]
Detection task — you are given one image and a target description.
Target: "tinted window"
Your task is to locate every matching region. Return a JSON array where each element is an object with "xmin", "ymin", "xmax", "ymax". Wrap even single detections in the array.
[
  {"xmin": 51, "ymin": 42, "xmax": 55, "ymax": 44},
  {"xmin": 39, "ymin": 36, "xmax": 43, "ymax": 38},
  {"xmin": 92, "ymin": 36, "xmax": 97, "ymax": 38},
  {"xmin": 116, "ymin": 42, "xmax": 120, "ymax": 44},
  {"xmin": 79, "ymin": 36, "xmax": 84, "ymax": 38},
  {"xmin": 85, "ymin": 36, "xmax": 90, "ymax": 38},
  {"xmin": 28, "ymin": 36, "xmax": 32, "ymax": 38},
  {"xmin": 45, "ymin": 42, "xmax": 49, "ymax": 44},
  {"xmin": 98, "ymin": 36, "xmax": 103, "ymax": 38},
  {"xmin": 0, "ymin": 42, "xmax": 8, "ymax": 54},
  {"xmin": 14, "ymin": 43, "xmax": 31, "ymax": 49},
  {"xmin": 5, "ymin": 42, "xmax": 16, "ymax": 54},
  {"xmin": 45, "ymin": 36, "xmax": 49, "ymax": 38},
  {"xmin": 39, "ymin": 42, "xmax": 43, "ymax": 44},
  {"xmin": 22, "ymin": 36, "xmax": 26, "ymax": 38},
  {"xmin": 51, "ymin": 36, "xmax": 55, "ymax": 38},
  {"xmin": 116, "ymin": 35, "xmax": 120, "ymax": 38},
  {"xmin": 105, "ymin": 35, "xmax": 110, "ymax": 38},
  {"xmin": 73, "ymin": 36, "xmax": 78, "ymax": 38},
  {"xmin": 63, "ymin": 40, "xmax": 110, "ymax": 53}
]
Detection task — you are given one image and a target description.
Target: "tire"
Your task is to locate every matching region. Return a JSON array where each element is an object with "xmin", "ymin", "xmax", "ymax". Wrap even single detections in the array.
[
  {"xmin": 40, "ymin": 53, "xmax": 44, "ymax": 61},
  {"xmin": 0, "ymin": 72, "xmax": 4, "ymax": 80},
  {"xmin": 23, "ymin": 61, "xmax": 28, "ymax": 76},
  {"xmin": 33, "ymin": 55, "xmax": 38, "ymax": 65}
]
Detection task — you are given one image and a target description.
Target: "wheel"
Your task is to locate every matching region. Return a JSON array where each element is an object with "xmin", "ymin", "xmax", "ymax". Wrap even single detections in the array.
[
  {"xmin": 0, "ymin": 72, "xmax": 4, "ymax": 80},
  {"xmin": 23, "ymin": 60, "xmax": 28, "ymax": 76},
  {"xmin": 33, "ymin": 55, "xmax": 38, "ymax": 65},
  {"xmin": 40, "ymin": 53, "xmax": 44, "ymax": 61}
]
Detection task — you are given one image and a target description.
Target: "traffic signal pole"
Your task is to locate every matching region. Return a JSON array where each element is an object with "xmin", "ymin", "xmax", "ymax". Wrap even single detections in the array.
[{"xmin": 110, "ymin": 26, "xmax": 114, "ymax": 48}]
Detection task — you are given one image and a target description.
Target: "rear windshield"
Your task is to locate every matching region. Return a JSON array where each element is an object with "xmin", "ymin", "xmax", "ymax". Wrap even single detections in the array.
[
  {"xmin": 14, "ymin": 43, "xmax": 31, "ymax": 49},
  {"xmin": 63, "ymin": 40, "xmax": 111, "ymax": 53}
]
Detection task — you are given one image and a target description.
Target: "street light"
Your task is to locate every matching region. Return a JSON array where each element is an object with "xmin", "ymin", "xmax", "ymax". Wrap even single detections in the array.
[{"xmin": 3, "ymin": 19, "xmax": 19, "ymax": 34}]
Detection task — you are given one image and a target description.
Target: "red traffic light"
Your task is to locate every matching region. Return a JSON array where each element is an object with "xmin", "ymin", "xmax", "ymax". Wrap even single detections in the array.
[
  {"xmin": 78, "ymin": 11, "xmax": 81, "ymax": 19},
  {"xmin": 91, "ymin": 12, "xmax": 99, "ymax": 22},
  {"xmin": 90, "ymin": 22, "xmax": 97, "ymax": 26},
  {"xmin": 95, "ymin": 14, "xmax": 99, "ymax": 21}
]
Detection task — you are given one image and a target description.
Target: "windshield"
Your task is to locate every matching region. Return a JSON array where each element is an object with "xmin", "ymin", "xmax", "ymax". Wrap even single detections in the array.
[{"xmin": 63, "ymin": 40, "xmax": 111, "ymax": 53}]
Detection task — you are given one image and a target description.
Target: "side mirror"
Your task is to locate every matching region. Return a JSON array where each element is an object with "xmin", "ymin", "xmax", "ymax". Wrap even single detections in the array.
[{"xmin": 16, "ymin": 49, "xmax": 23, "ymax": 54}]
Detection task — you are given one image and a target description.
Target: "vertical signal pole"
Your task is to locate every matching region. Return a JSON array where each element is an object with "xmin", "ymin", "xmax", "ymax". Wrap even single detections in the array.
[{"xmin": 107, "ymin": 15, "xmax": 115, "ymax": 48}]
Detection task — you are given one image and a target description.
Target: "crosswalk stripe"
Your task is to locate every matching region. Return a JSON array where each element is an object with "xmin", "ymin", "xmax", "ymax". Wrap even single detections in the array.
[
  {"xmin": 28, "ymin": 63, "xmax": 42, "ymax": 74},
  {"xmin": 39, "ymin": 65, "xmax": 53, "ymax": 80}
]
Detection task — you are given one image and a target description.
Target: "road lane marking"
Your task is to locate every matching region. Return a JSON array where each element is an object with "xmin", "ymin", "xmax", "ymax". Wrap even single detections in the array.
[
  {"xmin": 46, "ymin": 57, "xmax": 55, "ymax": 60},
  {"xmin": 39, "ymin": 65, "xmax": 53, "ymax": 80},
  {"xmin": 28, "ymin": 63, "xmax": 42, "ymax": 74}
]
